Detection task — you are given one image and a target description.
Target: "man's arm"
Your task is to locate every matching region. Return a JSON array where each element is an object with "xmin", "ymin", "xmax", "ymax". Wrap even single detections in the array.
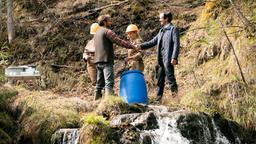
[
  {"xmin": 171, "ymin": 27, "xmax": 180, "ymax": 60},
  {"xmin": 140, "ymin": 35, "xmax": 158, "ymax": 50},
  {"xmin": 105, "ymin": 30, "xmax": 134, "ymax": 49}
]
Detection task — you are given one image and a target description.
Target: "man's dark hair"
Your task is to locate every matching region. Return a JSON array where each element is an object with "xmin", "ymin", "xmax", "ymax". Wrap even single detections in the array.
[
  {"xmin": 98, "ymin": 15, "xmax": 111, "ymax": 26},
  {"xmin": 162, "ymin": 11, "xmax": 172, "ymax": 23}
]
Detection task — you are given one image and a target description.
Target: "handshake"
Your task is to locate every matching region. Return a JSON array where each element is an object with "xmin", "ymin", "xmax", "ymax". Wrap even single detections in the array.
[{"xmin": 133, "ymin": 44, "xmax": 141, "ymax": 51}]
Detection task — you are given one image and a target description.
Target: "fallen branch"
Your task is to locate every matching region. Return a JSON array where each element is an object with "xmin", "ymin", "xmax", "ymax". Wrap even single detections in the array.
[
  {"xmin": 51, "ymin": 64, "xmax": 79, "ymax": 69},
  {"xmin": 219, "ymin": 21, "xmax": 247, "ymax": 84},
  {"xmin": 65, "ymin": 0, "xmax": 129, "ymax": 20}
]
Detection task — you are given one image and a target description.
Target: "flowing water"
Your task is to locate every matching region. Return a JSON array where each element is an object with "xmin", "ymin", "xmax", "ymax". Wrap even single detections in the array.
[
  {"xmin": 137, "ymin": 106, "xmax": 242, "ymax": 144},
  {"xmin": 52, "ymin": 128, "xmax": 79, "ymax": 144},
  {"xmin": 54, "ymin": 105, "xmax": 242, "ymax": 144}
]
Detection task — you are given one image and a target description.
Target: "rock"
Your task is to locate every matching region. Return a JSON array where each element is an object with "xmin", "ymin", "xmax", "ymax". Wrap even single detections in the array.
[
  {"xmin": 131, "ymin": 112, "xmax": 159, "ymax": 130},
  {"xmin": 111, "ymin": 113, "xmax": 141, "ymax": 126}
]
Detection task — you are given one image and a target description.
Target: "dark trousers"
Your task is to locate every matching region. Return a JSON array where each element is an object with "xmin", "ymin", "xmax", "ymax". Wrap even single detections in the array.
[
  {"xmin": 156, "ymin": 63, "xmax": 177, "ymax": 101},
  {"xmin": 96, "ymin": 62, "xmax": 114, "ymax": 93}
]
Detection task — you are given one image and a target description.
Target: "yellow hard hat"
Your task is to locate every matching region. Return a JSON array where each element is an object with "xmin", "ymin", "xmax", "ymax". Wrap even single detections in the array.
[
  {"xmin": 126, "ymin": 24, "xmax": 139, "ymax": 33},
  {"xmin": 90, "ymin": 23, "xmax": 100, "ymax": 34}
]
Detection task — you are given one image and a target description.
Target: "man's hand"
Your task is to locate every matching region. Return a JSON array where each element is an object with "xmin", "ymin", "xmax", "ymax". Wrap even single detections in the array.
[
  {"xmin": 171, "ymin": 59, "xmax": 177, "ymax": 65},
  {"xmin": 127, "ymin": 56, "xmax": 135, "ymax": 61},
  {"xmin": 134, "ymin": 44, "xmax": 141, "ymax": 51}
]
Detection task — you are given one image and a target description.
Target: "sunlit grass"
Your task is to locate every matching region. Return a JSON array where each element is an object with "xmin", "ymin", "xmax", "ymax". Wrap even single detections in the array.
[{"xmin": 14, "ymin": 88, "xmax": 88, "ymax": 143}]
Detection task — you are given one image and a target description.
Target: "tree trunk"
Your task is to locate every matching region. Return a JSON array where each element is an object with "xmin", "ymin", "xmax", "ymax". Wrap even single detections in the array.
[
  {"xmin": 7, "ymin": 0, "xmax": 14, "ymax": 44},
  {"xmin": 0, "ymin": 0, "xmax": 2, "ymax": 37}
]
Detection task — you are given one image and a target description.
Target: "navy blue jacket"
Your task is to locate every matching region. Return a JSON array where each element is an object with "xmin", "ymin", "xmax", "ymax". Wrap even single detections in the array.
[{"xmin": 140, "ymin": 24, "xmax": 180, "ymax": 66}]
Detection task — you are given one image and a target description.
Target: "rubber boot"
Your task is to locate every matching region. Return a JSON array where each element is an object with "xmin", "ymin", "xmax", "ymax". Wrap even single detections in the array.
[{"xmin": 94, "ymin": 90, "xmax": 102, "ymax": 100}]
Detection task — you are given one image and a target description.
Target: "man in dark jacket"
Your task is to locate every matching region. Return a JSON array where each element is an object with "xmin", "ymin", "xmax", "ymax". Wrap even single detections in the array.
[
  {"xmin": 94, "ymin": 14, "xmax": 135, "ymax": 100},
  {"xmin": 138, "ymin": 11, "xmax": 180, "ymax": 102}
]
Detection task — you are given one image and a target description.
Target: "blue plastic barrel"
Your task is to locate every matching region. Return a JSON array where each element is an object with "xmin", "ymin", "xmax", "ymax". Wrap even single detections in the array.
[{"xmin": 120, "ymin": 70, "xmax": 148, "ymax": 104}]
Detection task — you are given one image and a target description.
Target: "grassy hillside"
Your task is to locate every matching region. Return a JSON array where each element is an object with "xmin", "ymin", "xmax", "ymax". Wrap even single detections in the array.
[{"xmin": 178, "ymin": 0, "xmax": 256, "ymax": 142}]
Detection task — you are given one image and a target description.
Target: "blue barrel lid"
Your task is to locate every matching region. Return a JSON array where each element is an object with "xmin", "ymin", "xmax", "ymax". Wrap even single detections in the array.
[{"xmin": 121, "ymin": 70, "xmax": 144, "ymax": 78}]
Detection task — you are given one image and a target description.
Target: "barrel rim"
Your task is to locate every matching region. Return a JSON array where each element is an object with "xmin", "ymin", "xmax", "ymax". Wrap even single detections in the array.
[{"xmin": 121, "ymin": 70, "xmax": 144, "ymax": 77}]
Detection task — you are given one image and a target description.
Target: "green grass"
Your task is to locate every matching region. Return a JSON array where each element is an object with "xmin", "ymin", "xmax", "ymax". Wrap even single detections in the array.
[
  {"xmin": 80, "ymin": 113, "xmax": 112, "ymax": 144},
  {"xmin": 83, "ymin": 113, "xmax": 109, "ymax": 126},
  {"xmin": 0, "ymin": 87, "xmax": 18, "ymax": 109}
]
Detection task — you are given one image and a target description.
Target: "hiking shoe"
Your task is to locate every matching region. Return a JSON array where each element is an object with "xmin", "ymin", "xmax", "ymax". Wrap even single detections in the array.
[{"xmin": 94, "ymin": 91, "xmax": 102, "ymax": 101}]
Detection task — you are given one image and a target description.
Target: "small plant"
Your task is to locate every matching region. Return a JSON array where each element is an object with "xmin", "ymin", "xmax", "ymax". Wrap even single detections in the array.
[
  {"xmin": 80, "ymin": 113, "xmax": 113, "ymax": 144},
  {"xmin": 83, "ymin": 113, "xmax": 109, "ymax": 126}
]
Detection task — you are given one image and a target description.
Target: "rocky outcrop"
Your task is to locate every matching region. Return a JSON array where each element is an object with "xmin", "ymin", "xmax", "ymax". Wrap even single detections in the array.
[
  {"xmin": 109, "ymin": 105, "xmax": 245, "ymax": 144},
  {"xmin": 78, "ymin": 104, "xmax": 245, "ymax": 144}
]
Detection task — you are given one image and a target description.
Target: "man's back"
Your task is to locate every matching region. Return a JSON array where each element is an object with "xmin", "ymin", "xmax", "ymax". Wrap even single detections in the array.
[{"xmin": 94, "ymin": 27, "xmax": 114, "ymax": 64}]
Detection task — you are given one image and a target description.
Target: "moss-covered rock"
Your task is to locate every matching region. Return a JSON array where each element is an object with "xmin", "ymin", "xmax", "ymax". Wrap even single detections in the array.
[
  {"xmin": 80, "ymin": 113, "xmax": 141, "ymax": 144},
  {"xmin": 96, "ymin": 96, "xmax": 130, "ymax": 119},
  {"xmin": 177, "ymin": 112, "xmax": 246, "ymax": 144},
  {"xmin": 79, "ymin": 113, "xmax": 113, "ymax": 144}
]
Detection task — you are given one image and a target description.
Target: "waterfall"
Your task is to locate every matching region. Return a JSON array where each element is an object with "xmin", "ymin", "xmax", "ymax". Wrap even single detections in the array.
[
  {"xmin": 122, "ymin": 105, "xmax": 242, "ymax": 144},
  {"xmin": 51, "ymin": 128, "xmax": 79, "ymax": 144},
  {"xmin": 77, "ymin": 105, "xmax": 244, "ymax": 144},
  {"xmin": 140, "ymin": 117, "xmax": 190, "ymax": 144}
]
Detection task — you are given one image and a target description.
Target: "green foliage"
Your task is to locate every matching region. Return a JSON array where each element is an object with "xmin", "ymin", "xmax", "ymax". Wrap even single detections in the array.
[
  {"xmin": 0, "ymin": 129, "xmax": 11, "ymax": 144},
  {"xmin": 0, "ymin": 51, "xmax": 9, "ymax": 83},
  {"xmin": 80, "ymin": 114, "xmax": 112, "ymax": 144},
  {"xmin": 0, "ymin": 88, "xmax": 18, "ymax": 109},
  {"xmin": 56, "ymin": 47, "xmax": 68, "ymax": 64},
  {"xmin": 0, "ymin": 51, "xmax": 9, "ymax": 66},
  {"xmin": 83, "ymin": 113, "xmax": 109, "ymax": 126}
]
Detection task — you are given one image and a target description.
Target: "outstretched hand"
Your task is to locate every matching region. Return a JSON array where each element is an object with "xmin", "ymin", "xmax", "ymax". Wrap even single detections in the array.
[{"xmin": 134, "ymin": 44, "xmax": 141, "ymax": 51}]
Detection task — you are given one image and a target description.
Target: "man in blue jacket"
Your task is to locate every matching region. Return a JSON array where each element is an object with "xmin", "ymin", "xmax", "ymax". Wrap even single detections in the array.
[{"xmin": 138, "ymin": 11, "xmax": 180, "ymax": 103}]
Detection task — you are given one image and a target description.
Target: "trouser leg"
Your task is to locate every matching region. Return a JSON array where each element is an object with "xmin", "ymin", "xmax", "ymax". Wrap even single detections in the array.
[
  {"xmin": 164, "ymin": 64, "xmax": 178, "ymax": 95},
  {"xmin": 103, "ymin": 63, "xmax": 114, "ymax": 96},
  {"xmin": 156, "ymin": 66, "xmax": 166, "ymax": 101},
  {"xmin": 87, "ymin": 62, "xmax": 97, "ymax": 86},
  {"xmin": 95, "ymin": 64, "xmax": 105, "ymax": 100}
]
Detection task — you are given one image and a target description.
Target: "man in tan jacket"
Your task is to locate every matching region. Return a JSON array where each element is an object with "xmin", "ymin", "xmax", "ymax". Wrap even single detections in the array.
[{"xmin": 83, "ymin": 23, "xmax": 100, "ymax": 86}]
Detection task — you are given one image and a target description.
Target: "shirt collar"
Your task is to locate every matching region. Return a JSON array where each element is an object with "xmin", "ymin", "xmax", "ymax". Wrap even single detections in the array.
[{"xmin": 164, "ymin": 23, "xmax": 170, "ymax": 29}]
